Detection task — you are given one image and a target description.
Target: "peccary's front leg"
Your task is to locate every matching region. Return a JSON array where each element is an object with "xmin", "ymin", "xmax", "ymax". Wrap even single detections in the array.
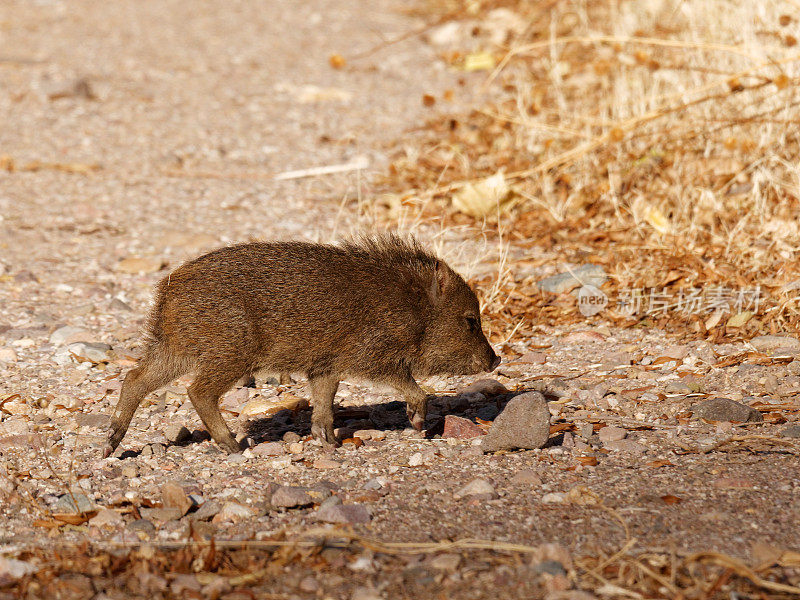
[
  {"xmin": 309, "ymin": 374, "xmax": 339, "ymax": 445},
  {"xmin": 389, "ymin": 374, "xmax": 429, "ymax": 431}
]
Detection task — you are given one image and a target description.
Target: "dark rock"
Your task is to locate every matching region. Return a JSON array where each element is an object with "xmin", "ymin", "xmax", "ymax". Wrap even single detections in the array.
[{"xmin": 691, "ymin": 398, "xmax": 763, "ymax": 423}]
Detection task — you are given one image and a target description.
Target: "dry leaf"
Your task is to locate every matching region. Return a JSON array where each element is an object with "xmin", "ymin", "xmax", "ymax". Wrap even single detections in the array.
[
  {"xmin": 646, "ymin": 460, "xmax": 674, "ymax": 468},
  {"xmin": 329, "ymin": 54, "xmax": 346, "ymax": 69},
  {"xmin": 660, "ymin": 494, "xmax": 682, "ymax": 505},
  {"xmin": 463, "ymin": 51, "xmax": 495, "ymax": 71},
  {"xmin": 342, "ymin": 437, "xmax": 364, "ymax": 447},
  {"xmin": 644, "ymin": 207, "xmax": 671, "ymax": 234},
  {"xmin": 451, "ymin": 172, "xmax": 510, "ymax": 217},
  {"xmin": 422, "ymin": 94, "xmax": 436, "ymax": 107},
  {"xmin": 727, "ymin": 311, "xmax": 754, "ymax": 328},
  {"xmin": 575, "ymin": 456, "xmax": 598, "ymax": 466}
]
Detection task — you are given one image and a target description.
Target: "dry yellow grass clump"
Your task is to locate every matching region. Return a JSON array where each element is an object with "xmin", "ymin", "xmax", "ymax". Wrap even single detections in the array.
[{"xmin": 381, "ymin": 0, "xmax": 800, "ymax": 340}]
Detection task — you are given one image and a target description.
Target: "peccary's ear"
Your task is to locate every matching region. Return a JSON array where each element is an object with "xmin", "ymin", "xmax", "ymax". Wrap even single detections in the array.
[{"xmin": 428, "ymin": 261, "xmax": 450, "ymax": 303}]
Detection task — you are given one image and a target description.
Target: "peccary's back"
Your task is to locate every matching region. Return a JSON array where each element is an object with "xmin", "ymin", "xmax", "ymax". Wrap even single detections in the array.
[{"xmin": 148, "ymin": 241, "xmax": 434, "ymax": 377}]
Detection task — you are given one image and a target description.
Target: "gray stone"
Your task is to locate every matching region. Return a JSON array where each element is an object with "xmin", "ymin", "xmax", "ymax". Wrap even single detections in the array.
[
  {"xmin": 481, "ymin": 391, "xmax": 550, "ymax": 452},
  {"xmin": 271, "ymin": 486, "xmax": 313, "ymax": 509},
  {"xmin": 192, "ymin": 500, "xmax": 222, "ymax": 521},
  {"xmin": 127, "ymin": 519, "xmax": 156, "ymax": 536},
  {"xmin": 316, "ymin": 503, "xmax": 371, "ymax": 524},
  {"xmin": 691, "ymin": 398, "xmax": 763, "ymax": 423},
  {"xmin": 781, "ymin": 425, "xmax": 800, "ymax": 439},
  {"xmin": 318, "ymin": 495, "xmax": 342, "ymax": 511},
  {"xmin": 537, "ymin": 264, "xmax": 606, "ymax": 294},
  {"xmin": 53, "ymin": 493, "xmax": 95, "ymax": 513}
]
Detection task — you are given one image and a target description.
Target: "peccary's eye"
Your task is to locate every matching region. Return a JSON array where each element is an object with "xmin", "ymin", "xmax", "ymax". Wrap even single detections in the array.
[{"xmin": 465, "ymin": 316, "xmax": 479, "ymax": 332}]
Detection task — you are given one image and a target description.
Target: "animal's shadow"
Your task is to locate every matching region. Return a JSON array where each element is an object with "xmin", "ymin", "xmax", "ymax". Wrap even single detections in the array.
[
  {"xmin": 116, "ymin": 386, "xmax": 559, "ymax": 458},
  {"xmin": 243, "ymin": 386, "xmax": 561, "ymax": 445}
]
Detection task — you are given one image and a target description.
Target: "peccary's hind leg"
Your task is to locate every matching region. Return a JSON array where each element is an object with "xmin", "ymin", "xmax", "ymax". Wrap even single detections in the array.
[
  {"xmin": 105, "ymin": 347, "xmax": 186, "ymax": 457},
  {"xmin": 188, "ymin": 362, "xmax": 247, "ymax": 454},
  {"xmin": 309, "ymin": 374, "xmax": 339, "ymax": 445}
]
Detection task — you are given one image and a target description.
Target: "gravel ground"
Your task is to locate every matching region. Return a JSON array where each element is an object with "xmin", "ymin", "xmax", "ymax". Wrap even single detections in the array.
[{"xmin": 1, "ymin": 1, "xmax": 800, "ymax": 598}]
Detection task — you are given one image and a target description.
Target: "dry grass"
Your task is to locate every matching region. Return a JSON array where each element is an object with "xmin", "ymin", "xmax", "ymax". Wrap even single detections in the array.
[
  {"xmin": 6, "ymin": 527, "xmax": 800, "ymax": 598},
  {"xmin": 379, "ymin": 0, "xmax": 800, "ymax": 341}
]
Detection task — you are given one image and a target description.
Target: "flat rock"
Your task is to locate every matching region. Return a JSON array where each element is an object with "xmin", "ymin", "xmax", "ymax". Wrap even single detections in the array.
[
  {"xmin": 538, "ymin": 264, "xmax": 606, "ymax": 294},
  {"xmin": 271, "ymin": 486, "xmax": 313, "ymax": 509},
  {"xmin": 598, "ymin": 426, "xmax": 626, "ymax": 443},
  {"xmin": 457, "ymin": 379, "xmax": 508, "ymax": 397},
  {"xmin": 519, "ymin": 351, "xmax": 546, "ymax": 364},
  {"xmin": 49, "ymin": 325, "xmax": 90, "ymax": 347},
  {"xmin": 481, "ymin": 391, "xmax": 550, "ymax": 452},
  {"xmin": 442, "ymin": 415, "xmax": 484, "ymax": 440},
  {"xmin": 251, "ymin": 441, "xmax": 284, "ymax": 457},
  {"xmin": 510, "ymin": 469, "xmax": 542, "ymax": 485},
  {"xmin": 316, "ymin": 503, "xmax": 371, "ymax": 524},
  {"xmin": 603, "ymin": 439, "xmax": 647, "ymax": 454},
  {"xmin": 75, "ymin": 413, "xmax": 110, "ymax": 429},
  {"xmin": 313, "ymin": 458, "xmax": 341, "ymax": 470},
  {"xmin": 691, "ymin": 398, "xmax": 763, "ymax": 423},
  {"xmin": 750, "ymin": 335, "xmax": 800, "ymax": 353},
  {"xmin": 454, "ymin": 478, "xmax": 497, "ymax": 500},
  {"xmin": 563, "ymin": 330, "xmax": 606, "ymax": 344},
  {"xmin": 55, "ymin": 341, "xmax": 112, "ymax": 365},
  {"xmin": 139, "ymin": 507, "xmax": 182, "ymax": 524}
]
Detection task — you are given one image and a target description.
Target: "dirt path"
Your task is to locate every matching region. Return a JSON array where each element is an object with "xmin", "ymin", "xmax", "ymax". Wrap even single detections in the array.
[{"xmin": 2, "ymin": 2, "xmax": 800, "ymax": 599}]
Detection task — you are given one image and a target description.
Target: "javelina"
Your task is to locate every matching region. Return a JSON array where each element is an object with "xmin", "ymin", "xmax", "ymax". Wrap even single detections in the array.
[{"xmin": 105, "ymin": 235, "xmax": 500, "ymax": 455}]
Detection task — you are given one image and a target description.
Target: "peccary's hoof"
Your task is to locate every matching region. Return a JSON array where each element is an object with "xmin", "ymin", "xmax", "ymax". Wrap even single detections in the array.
[
  {"xmin": 311, "ymin": 423, "xmax": 339, "ymax": 446},
  {"xmin": 102, "ymin": 443, "xmax": 114, "ymax": 458},
  {"xmin": 407, "ymin": 409, "xmax": 425, "ymax": 431}
]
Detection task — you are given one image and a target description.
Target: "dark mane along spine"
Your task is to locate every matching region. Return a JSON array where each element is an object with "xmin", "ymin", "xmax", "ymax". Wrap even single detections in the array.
[{"xmin": 340, "ymin": 233, "xmax": 440, "ymax": 274}]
